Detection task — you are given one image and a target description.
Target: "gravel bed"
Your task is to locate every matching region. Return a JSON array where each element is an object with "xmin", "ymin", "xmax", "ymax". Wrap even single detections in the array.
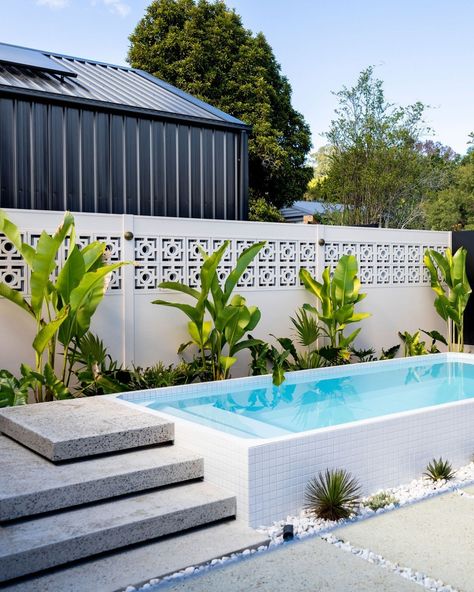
[{"xmin": 125, "ymin": 460, "xmax": 474, "ymax": 592}]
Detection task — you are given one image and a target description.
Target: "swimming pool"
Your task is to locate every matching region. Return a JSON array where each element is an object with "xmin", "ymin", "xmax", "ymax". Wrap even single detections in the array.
[
  {"xmin": 132, "ymin": 360, "xmax": 474, "ymax": 439},
  {"xmin": 118, "ymin": 353, "xmax": 474, "ymax": 525}
]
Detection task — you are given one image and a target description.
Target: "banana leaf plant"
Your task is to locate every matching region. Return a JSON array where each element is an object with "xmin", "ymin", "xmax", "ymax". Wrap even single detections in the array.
[
  {"xmin": 153, "ymin": 240, "xmax": 265, "ymax": 381},
  {"xmin": 424, "ymin": 247, "xmax": 471, "ymax": 352},
  {"xmin": 0, "ymin": 210, "xmax": 129, "ymax": 402},
  {"xmin": 299, "ymin": 255, "xmax": 370, "ymax": 357}
]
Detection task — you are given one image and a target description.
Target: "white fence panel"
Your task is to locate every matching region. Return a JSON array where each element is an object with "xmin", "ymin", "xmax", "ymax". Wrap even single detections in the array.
[{"xmin": 0, "ymin": 209, "xmax": 451, "ymax": 375}]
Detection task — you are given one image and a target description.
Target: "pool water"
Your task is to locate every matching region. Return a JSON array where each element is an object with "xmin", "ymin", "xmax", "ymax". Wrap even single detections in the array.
[{"xmin": 136, "ymin": 361, "xmax": 474, "ymax": 439}]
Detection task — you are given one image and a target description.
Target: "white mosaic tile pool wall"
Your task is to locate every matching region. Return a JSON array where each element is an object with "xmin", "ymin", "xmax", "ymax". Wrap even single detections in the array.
[{"xmin": 117, "ymin": 353, "xmax": 474, "ymax": 527}]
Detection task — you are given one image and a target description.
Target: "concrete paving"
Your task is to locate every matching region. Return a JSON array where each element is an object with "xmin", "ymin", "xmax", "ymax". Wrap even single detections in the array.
[
  {"xmin": 0, "ymin": 434, "xmax": 203, "ymax": 520},
  {"xmin": 1, "ymin": 521, "xmax": 268, "ymax": 592},
  {"xmin": 335, "ymin": 491, "xmax": 474, "ymax": 592},
  {"xmin": 0, "ymin": 398, "xmax": 173, "ymax": 460},
  {"xmin": 158, "ymin": 536, "xmax": 421, "ymax": 592},
  {"xmin": 0, "ymin": 481, "xmax": 236, "ymax": 582}
]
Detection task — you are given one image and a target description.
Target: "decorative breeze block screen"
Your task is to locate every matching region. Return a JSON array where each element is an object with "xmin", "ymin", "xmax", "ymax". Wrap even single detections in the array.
[
  {"xmin": 0, "ymin": 232, "xmax": 123, "ymax": 294},
  {"xmin": 134, "ymin": 236, "xmax": 317, "ymax": 291},
  {"xmin": 324, "ymin": 242, "xmax": 446, "ymax": 286}
]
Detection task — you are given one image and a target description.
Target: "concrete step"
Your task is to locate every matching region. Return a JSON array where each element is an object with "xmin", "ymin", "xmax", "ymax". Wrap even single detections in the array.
[
  {"xmin": 0, "ymin": 481, "xmax": 236, "ymax": 582},
  {"xmin": 0, "ymin": 397, "xmax": 173, "ymax": 461},
  {"xmin": 0, "ymin": 434, "xmax": 204, "ymax": 521},
  {"xmin": 1, "ymin": 521, "xmax": 269, "ymax": 592}
]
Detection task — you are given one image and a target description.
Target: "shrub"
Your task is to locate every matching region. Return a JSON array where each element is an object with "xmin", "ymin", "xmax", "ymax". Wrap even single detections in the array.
[
  {"xmin": 248, "ymin": 197, "xmax": 285, "ymax": 222},
  {"xmin": 424, "ymin": 457, "xmax": 455, "ymax": 482},
  {"xmin": 365, "ymin": 491, "xmax": 399, "ymax": 511},
  {"xmin": 304, "ymin": 468, "xmax": 361, "ymax": 521}
]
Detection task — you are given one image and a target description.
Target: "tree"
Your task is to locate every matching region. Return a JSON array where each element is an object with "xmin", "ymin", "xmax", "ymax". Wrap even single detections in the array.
[
  {"xmin": 424, "ymin": 151, "xmax": 474, "ymax": 230},
  {"xmin": 128, "ymin": 0, "xmax": 312, "ymax": 208},
  {"xmin": 311, "ymin": 67, "xmax": 448, "ymax": 228}
]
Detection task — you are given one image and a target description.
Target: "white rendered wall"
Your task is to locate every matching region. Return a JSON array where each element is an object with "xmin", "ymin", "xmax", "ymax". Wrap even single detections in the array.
[{"xmin": 0, "ymin": 209, "xmax": 450, "ymax": 374}]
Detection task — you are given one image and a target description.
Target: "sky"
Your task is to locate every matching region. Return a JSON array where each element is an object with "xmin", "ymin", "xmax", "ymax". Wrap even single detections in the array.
[{"xmin": 0, "ymin": 0, "xmax": 472, "ymax": 154}]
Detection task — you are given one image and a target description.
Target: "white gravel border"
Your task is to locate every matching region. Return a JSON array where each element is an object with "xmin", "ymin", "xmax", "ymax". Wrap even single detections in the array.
[{"xmin": 125, "ymin": 460, "xmax": 474, "ymax": 592}]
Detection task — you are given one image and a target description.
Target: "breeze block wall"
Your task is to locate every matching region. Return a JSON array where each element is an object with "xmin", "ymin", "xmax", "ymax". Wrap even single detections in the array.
[{"xmin": 0, "ymin": 209, "xmax": 451, "ymax": 375}]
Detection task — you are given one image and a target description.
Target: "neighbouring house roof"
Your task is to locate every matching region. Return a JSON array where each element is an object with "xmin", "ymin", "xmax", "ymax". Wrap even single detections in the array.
[
  {"xmin": 0, "ymin": 42, "xmax": 247, "ymax": 128},
  {"xmin": 280, "ymin": 200, "xmax": 337, "ymax": 223}
]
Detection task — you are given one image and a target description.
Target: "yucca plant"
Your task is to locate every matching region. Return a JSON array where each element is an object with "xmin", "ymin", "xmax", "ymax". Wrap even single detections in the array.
[
  {"xmin": 304, "ymin": 468, "xmax": 361, "ymax": 521},
  {"xmin": 424, "ymin": 457, "xmax": 455, "ymax": 482}
]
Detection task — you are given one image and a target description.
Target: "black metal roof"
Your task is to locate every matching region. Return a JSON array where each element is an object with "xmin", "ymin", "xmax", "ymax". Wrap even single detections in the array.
[{"xmin": 0, "ymin": 42, "xmax": 248, "ymax": 129}]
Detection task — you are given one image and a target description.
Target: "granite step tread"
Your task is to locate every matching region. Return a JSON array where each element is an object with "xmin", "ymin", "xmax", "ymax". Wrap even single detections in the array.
[
  {"xmin": 0, "ymin": 397, "xmax": 173, "ymax": 461},
  {"xmin": 0, "ymin": 521, "xmax": 268, "ymax": 592},
  {"xmin": 0, "ymin": 481, "xmax": 236, "ymax": 582},
  {"xmin": 0, "ymin": 434, "xmax": 204, "ymax": 521}
]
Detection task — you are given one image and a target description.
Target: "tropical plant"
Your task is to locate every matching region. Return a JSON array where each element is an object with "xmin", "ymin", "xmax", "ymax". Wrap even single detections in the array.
[
  {"xmin": 398, "ymin": 329, "xmax": 447, "ymax": 357},
  {"xmin": 379, "ymin": 344, "xmax": 401, "ymax": 360},
  {"xmin": 0, "ymin": 210, "xmax": 128, "ymax": 402},
  {"xmin": 0, "ymin": 368, "xmax": 31, "ymax": 407},
  {"xmin": 153, "ymin": 241, "xmax": 265, "ymax": 381},
  {"xmin": 130, "ymin": 361, "xmax": 197, "ymax": 389},
  {"xmin": 351, "ymin": 344, "xmax": 400, "ymax": 362},
  {"xmin": 365, "ymin": 491, "xmax": 399, "ymax": 511},
  {"xmin": 424, "ymin": 457, "xmax": 455, "ymax": 482},
  {"xmin": 300, "ymin": 255, "xmax": 370, "ymax": 357},
  {"xmin": 424, "ymin": 247, "xmax": 471, "ymax": 351},
  {"xmin": 304, "ymin": 468, "xmax": 361, "ymax": 521}
]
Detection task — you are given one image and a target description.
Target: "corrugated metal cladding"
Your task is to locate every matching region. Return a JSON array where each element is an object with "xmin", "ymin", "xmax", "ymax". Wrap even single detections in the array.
[{"xmin": 0, "ymin": 97, "xmax": 247, "ymax": 218}]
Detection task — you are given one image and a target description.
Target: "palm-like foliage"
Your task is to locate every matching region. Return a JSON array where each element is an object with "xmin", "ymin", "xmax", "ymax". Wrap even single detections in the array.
[
  {"xmin": 0, "ymin": 210, "xmax": 129, "ymax": 402},
  {"xmin": 424, "ymin": 457, "xmax": 455, "ymax": 482},
  {"xmin": 304, "ymin": 468, "xmax": 361, "ymax": 521},
  {"xmin": 153, "ymin": 241, "xmax": 265, "ymax": 380},
  {"xmin": 424, "ymin": 247, "xmax": 471, "ymax": 352},
  {"xmin": 300, "ymin": 255, "xmax": 370, "ymax": 356}
]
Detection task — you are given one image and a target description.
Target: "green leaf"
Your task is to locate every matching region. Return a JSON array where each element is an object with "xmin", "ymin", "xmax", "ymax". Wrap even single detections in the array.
[
  {"xmin": 158, "ymin": 282, "xmax": 201, "ymax": 300},
  {"xmin": 33, "ymin": 307, "xmax": 70, "ymax": 356},
  {"xmin": 152, "ymin": 299, "xmax": 201, "ymax": 324},
  {"xmin": 224, "ymin": 241, "xmax": 265, "ymax": 301},
  {"xmin": 219, "ymin": 355, "xmax": 237, "ymax": 373},
  {"xmin": 80, "ymin": 243, "xmax": 106, "ymax": 271},
  {"xmin": 30, "ymin": 231, "xmax": 61, "ymax": 314},
  {"xmin": 55, "ymin": 245, "xmax": 85, "ymax": 304},
  {"xmin": 0, "ymin": 283, "xmax": 35, "ymax": 316}
]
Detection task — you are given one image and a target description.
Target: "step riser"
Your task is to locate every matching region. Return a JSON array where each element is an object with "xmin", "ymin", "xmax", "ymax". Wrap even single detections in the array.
[
  {"xmin": 1, "ymin": 458, "xmax": 204, "ymax": 521},
  {"xmin": 0, "ymin": 498, "xmax": 236, "ymax": 582}
]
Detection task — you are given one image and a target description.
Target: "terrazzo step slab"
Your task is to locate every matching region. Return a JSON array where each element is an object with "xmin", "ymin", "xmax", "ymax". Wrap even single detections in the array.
[
  {"xmin": 0, "ymin": 397, "xmax": 173, "ymax": 461},
  {"xmin": 0, "ymin": 434, "xmax": 204, "ymax": 521},
  {"xmin": 0, "ymin": 521, "xmax": 269, "ymax": 592},
  {"xmin": 0, "ymin": 481, "xmax": 236, "ymax": 582}
]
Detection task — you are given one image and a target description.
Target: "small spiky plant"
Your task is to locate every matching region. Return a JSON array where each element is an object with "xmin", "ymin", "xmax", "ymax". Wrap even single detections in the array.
[
  {"xmin": 424, "ymin": 457, "xmax": 455, "ymax": 482},
  {"xmin": 304, "ymin": 469, "xmax": 361, "ymax": 521}
]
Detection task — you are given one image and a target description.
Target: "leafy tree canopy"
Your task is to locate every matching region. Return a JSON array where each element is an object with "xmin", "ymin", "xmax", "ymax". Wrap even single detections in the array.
[
  {"xmin": 310, "ymin": 67, "xmax": 455, "ymax": 228},
  {"xmin": 424, "ymin": 151, "xmax": 474, "ymax": 230},
  {"xmin": 128, "ymin": 0, "xmax": 312, "ymax": 209}
]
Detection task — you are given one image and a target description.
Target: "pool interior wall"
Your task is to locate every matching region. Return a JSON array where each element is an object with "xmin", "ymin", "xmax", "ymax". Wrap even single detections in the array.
[{"xmin": 117, "ymin": 353, "xmax": 474, "ymax": 526}]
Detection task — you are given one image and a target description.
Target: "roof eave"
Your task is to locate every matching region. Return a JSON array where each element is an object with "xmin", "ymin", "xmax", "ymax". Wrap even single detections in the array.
[{"xmin": 0, "ymin": 84, "xmax": 252, "ymax": 131}]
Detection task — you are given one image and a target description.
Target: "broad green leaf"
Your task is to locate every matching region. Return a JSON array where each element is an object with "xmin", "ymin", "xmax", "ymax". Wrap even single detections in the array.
[
  {"xmin": 56, "ymin": 245, "xmax": 85, "ymax": 304},
  {"xmin": 33, "ymin": 306, "xmax": 69, "ymax": 356},
  {"xmin": 81, "ymin": 243, "xmax": 106, "ymax": 271},
  {"xmin": 30, "ymin": 231, "xmax": 60, "ymax": 314},
  {"xmin": 152, "ymin": 299, "xmax": 201, "ymax": 324},
  {"xmin": 224, "ymin": 241, "xmax": 265, "ymax": 302},
  {"xmin": 0, "ymin": 283, "xmax": 34, "ymax": 316},
  {"xmin": 219, "ymin": 355, "xmax": 237, "ymax": 373},
  {"xmin": 158, "ymin": 282, "xmax": 201, "ymax": 300}
]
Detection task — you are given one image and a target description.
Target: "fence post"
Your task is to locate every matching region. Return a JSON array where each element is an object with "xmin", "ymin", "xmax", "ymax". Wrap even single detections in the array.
[{"xmin": 121, "ymin": 214, "xmax": 136, "ymax": 366}]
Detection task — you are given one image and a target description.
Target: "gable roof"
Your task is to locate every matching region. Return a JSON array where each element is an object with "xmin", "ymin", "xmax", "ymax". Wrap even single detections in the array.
[{"xmin": 0, "ymin": 42, "xmax": 247, "ymax": 128}]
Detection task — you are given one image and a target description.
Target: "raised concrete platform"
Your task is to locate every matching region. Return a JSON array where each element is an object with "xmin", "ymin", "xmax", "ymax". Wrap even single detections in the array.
[
  {"xmin": 334, "ymin": 491, "xmax": 474, "ymax": 592},
  {"xmin": 158, "ymin": 536, "xmax": 421, "ymax": 592},
  {"xmin": 0, "ymin": 398, "xmax": 173, "ymax": 461},
  {"xmin": 1, "ymin": 521, "xmax": 268, "ymax": 592},
  {"xmin": 0, "ymin": 434, "xmax": 204, "ymax": 521},
  {"xmin": 0, "ymin": 481, "xmax": 236, "ymax": 582}
]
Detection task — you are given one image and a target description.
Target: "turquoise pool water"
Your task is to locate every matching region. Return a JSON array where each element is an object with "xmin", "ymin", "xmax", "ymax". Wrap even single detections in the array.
[{"xmin": 134, "ymin": 360, "xmax": 474, "ymax": 439}]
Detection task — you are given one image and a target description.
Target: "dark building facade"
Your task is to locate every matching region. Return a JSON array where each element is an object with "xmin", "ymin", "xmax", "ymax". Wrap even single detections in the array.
[{"xmin": 0, "ymin": 43, "xmax": 249, "ymax": 219}]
